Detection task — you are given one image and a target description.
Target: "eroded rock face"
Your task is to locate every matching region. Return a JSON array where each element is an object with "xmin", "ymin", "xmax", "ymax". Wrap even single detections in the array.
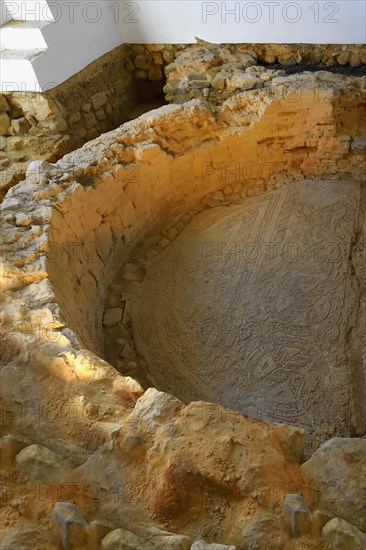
[
  {"xmin": 302, "ymin": 438, "xmax": 366, "ymax": 532},
  {"xmin": 130, "ymin": 180, "xmax": 364, "ymax": 454},
  {"xmin": 322, "ymin": 518, "xmax": 366, "ymax": 550},
  {"xmin": 191, "ymin": 541, "xmax": 236, "ymax": 550},
  {"xmin": 53, "ymin": 502, "xmax": 88, "ymax": 550},
  {"xmin": 15, "ymin": 444, "xmax": 73, "ymax": 483},
  {"xmin": 101, "ymin": 525, "xmax": 192, "ymax": 549}
]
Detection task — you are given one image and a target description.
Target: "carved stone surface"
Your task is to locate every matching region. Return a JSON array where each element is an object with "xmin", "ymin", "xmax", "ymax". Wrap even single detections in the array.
[{"xmin": 131, "ymin": 180, "xmax": 364, "ymax": 452}]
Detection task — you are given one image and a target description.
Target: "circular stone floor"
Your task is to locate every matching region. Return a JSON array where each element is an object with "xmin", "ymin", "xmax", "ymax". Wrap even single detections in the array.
[{"xmin": 106, "ymin": 179, "xmax": 364, "ymax": 452}]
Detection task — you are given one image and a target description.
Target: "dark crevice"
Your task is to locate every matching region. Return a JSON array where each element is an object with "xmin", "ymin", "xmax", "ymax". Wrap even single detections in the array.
[{"xmin": 263, "ymin": 62, "xmax": 366, "ymax": 77}]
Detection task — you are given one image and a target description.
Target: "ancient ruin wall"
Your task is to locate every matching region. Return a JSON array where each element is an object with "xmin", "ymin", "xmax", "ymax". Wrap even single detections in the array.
[
  {"xmin": 1, "ymin": 71, "xmax": 365, "ymax": 550},
  {"xmin": 0, "ymin": 45, "xmax": 136, "ymax": 198},
  {"xmin": 1, "ymin": 42, "xmax": 365, "ymax": 199},
  {"xmin": 53, "ymin": 74, "xmax": 365, "ymax": 352},
  {"xmin": 2, "ymin": 73, "xmax": 364, "ymax": 360}
]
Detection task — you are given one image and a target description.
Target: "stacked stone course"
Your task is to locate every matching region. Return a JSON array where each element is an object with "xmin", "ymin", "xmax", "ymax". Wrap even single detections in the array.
[{"xmin": 1, "ymin": 43, "xmax": 365, "ymax": 200}]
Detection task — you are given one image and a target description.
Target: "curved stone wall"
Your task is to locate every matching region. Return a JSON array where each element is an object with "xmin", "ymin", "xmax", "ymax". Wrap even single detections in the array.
[
  {"xmin": 1, "ymin": 70, "xmax": 365, "ymax": 549},
  {"xmin": 2, "ymin": 72, "xmax": 365, "ymax": 357}
]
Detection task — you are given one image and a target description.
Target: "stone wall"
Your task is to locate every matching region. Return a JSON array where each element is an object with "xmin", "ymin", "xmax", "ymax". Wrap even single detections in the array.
[
  {"xmin": 1, "ymin": 72, "xmax": 365, "ymax": 550},
  {"xmin": 126, "ymin": 43, "xmax": 366, "ymax": 84},
  {"xmin": 1, "ymin": 42, "xmax": 365, "ymax": 200},
  {"xmin": 127, "ymin": 42, "xmax": 366, "ymax": 102},
  {"xmin": 0, "ymin": 45, "xmax": 136, "ymax": 199},
  {"xmin": 242, "ymin": 43, "xmax": 366, "ymax": 66},
  {"xmin": 1, "ymin": 72, "xmax": 364, "ymax": 358},
  {"xmin": 163, "ymin": 42, "xmax": 366, "ymax": 104}
]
